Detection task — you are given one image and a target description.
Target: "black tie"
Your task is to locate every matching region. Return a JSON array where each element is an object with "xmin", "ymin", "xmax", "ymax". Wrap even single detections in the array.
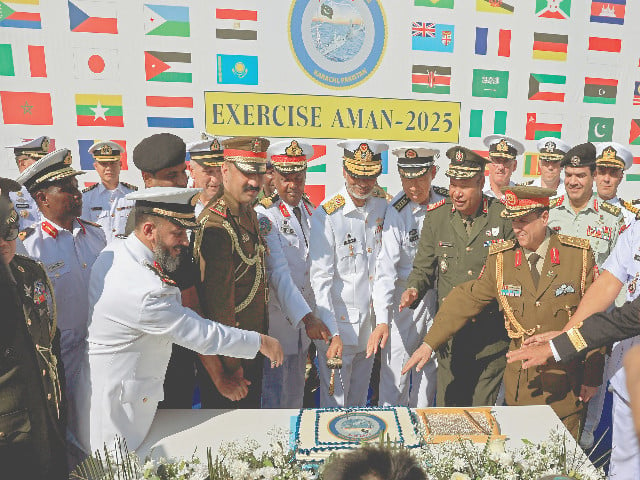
[
  {"xmin": 528, "ymin": 252, "xmax": 540, "ymax": 287},
  {"xmin": 293, "ymin": 206, "xmax": 307, "ymax": 246},
  {"xmin": 463, "ymin": 216, "xmax": 474, "ymax": 235}
]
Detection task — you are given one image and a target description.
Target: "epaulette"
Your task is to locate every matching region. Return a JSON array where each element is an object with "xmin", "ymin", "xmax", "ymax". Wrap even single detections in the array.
[
  {"xmin": 322, "ymin": 194, "xmax": 346, "ymax": 215},
  {"xmin": 515, "ymin": 179, "xmax": 535, "ymax": 186},
  {"xmin": 489, "ymin": 239, "xmax": 516, "ymax": 255},
  {"xmin": 302, "ymin": 193, "xmax": 315, "ymax": 209},
  {"xmin": 78, "ymin": 219, "xmax": 102, "ymax": 228},
  {"xmin": 557, "ymin": 234, "xmax": 590, "ymax": 250},
  {"xmin": 190, "ymin": 191, "xmax": 201, "ymax": 207},
  {"xmin": 82, "ymin": 183, "xmax": 98, "ymax": 193},
  {"xmin": 18, "ymin": 227, "xmax": 35, "ymax": 241},
  {"xmin": 620, "ymin": 198, "xmax": 640, "ymax": 215},
  {"xmin": 371, "ymin": 185, "xmax": 388, "ymax": 199},
  {"xmin": 632, "ymin": 198, "xmax": 640, "ymax": 205},
  {"xmin": 208, "ymin": 197, "xmax": 227, "ymax": 218},
  {"xmin": 550, "ymin": 195, "xmax": 564, "ymax": 208},
  {"xmin": 120, "ymin": 181, "xmax": 138, "ymax": 191},
  {"xmin": 427, "ymin": 198, "xmax": 446, "ymax": 212},
  {"xmin": 600, "ymin": 201, "xmax": 621, "ymax": 217},
  {"xmin": 259, "ymin": 192, "xmax": 279, "ymax": 208},
  {"xmin": 145, "ymin": 262, "xmax": 177, "ymax": 286},
  {"xmin": 432, "ymin": 185, "xmax": 449, "ymax": 197},
  {"xmin": 393, "ymin": 194, "xmax": 409, "ymax": 212}
]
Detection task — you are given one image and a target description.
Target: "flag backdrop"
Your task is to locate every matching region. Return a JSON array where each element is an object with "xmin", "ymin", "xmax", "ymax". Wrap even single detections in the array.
[{"xmin": 1, "ymin": 0, "xmax": 640, "ymax": 197}]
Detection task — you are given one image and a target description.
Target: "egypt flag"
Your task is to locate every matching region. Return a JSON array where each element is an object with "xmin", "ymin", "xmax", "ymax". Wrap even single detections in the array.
[
  {"xmin": 78, "ymin": 139, "xmax": 128, "ymax": 169},
  {"xmin": 525, "ymin": 112, "xmax": 562, "ymax": 140},
  {"xmin": 411, "ymin": 65, "xmax": 451, "ymax": 94},
  {"xmin": 532, "ymin": 32, "xmax": 568, "ymax": 61},
  {"xmin": 68, "ymin": 0, "xmax": 117, "ymax": 34},
  {"xmin": 144, "ymin": 50, "xmax": 192, "ymax": 83},
  {"xmin": 144, "ymin": 4, "xmax": 189, "ymax": 37},
  {"xmin": 0, "ymin": 0, "xmax": 41, "ymax": 29},
  {"xmin": 75, "ymin": 94, "xmax": 123, "ymax": 126},
  {"xmin": 215, "ymin": 8, "xmax": 257, "ymax": 41}
]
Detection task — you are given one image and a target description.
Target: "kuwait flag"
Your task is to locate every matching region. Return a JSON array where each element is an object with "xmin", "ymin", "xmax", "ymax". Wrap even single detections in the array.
[
  {"xmin": 73, "ymin": 47, "xmax": 118, "ymax": 80},
  {"xmin": 215, "ymin": 8, "xmax": 257, "ymax": 41},
  {"xmin": 78, "ymin": 139, "xmax": 127, "ymax": 169},
  {"xmin": 75, "ymin": 94, "xmax": 123, "ymax": 126},
  {"xmin": 583, "ymin": 77, "xmax": 617, "ymax": 104},
  {"xmin": 523, "ymin": 153, "xmax": 541, "ymax": 177},
  {"xmin": 412, "ymin": 65, "xmax": 451, "ymax": 94},
  {"xmin": 68, "ymin": 0, "xmax": 117, "ymax": 34},
  {"xmin": 144, "ymin": 4, "xmax": 189, "ymax": 37},
  {"xmin": 528, "ymin": 73, "xmax": 566, "ymax": 102},
  {"xmin": 0, "ymin": 0, "xmax": 41, "ymax": 29},
  {"xmin": 525, "ymin": 112, "xmax": 562, "ymax": 140},
  {"xmin": 532, "ymin": 32, "xmax": 568, "ymax": 61},
  {"xmin": 0, "ymin": 44, "xmax": 46, "ymax": 77},
  {"xmin": 146, "ymin": 95, "xmax": 193, "ymax": 129},
  {"xmin": 145, "ymin": 50, "xmax": 192, "ymax": 83},
  {"xmin": 0, "ymin": 90, "xmax": 52, "ymax": 124},
  {"xmin": 474, "ymin": 27, "xmax": 511, "ymax": 57},
  {"xmin": 590, "ymin": 0, "xmax": 625, "ymax": 25}
]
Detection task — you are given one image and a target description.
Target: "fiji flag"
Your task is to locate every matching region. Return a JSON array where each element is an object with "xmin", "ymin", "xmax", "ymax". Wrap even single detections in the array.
[
  {"xmin": 412, "ymin": 22, "xmax": 454, "ymax": 53},
  {"xmin": 217, "ymin": 54, "xmax": 258, "ymax": 85}
]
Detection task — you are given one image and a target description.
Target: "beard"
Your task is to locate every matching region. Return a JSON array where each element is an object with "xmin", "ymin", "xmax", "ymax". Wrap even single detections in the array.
[
  {"xmin": 152, "ymin": 240, "xmax": 184, "ymax": 273},
  {"xmin": 345, "ymin": 182, "xmax": 373, "ymax": 201}
]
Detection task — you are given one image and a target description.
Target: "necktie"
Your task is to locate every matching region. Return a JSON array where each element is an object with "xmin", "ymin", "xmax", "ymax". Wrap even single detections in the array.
[
  {"xmin": 293, "ymin": 206, "xmax": 307, "ymax": 246},
  {"xmin": 463, "ymin": 216, "xmax": 474, "ymax": 235},
  {"xmin": 528, "ymin": 252, "xmax": 540, "ymax": 287}
]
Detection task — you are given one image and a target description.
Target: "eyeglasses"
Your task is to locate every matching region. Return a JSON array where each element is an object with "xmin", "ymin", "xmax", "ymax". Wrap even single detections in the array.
[{"xmin": 1, "ymin": 225, "xmax": 19, "ymax": 242}]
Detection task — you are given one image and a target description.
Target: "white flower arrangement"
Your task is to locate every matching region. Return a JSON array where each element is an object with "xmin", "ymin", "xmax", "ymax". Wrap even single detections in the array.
[{"xmin": 72, "ymin": 427, "xmax": 605, "ymax": 480}]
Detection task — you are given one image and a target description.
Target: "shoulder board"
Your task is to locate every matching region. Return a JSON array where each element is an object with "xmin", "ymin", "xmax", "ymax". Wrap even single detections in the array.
[
  {"xmin": 302, "ymin": 193, "xmax": 315, "ymax": 209},
  {"xmin": 145, "ymin": 262, "xmax": 177, "ymax": 286},
  {"xmin": 322, "ymin": 194, "xmax": 346, "ymax": 215},
  {"xmin": 600, "ymin": 201, "xmax": 621, "ymax": 217},
  {"xmin": 632, "ymin": 198, "xmax": 640, "ymax": 205},
  {"xmin": 432, "ymin": 185, "xmax": 449, "ymax": 197},
  {"xmin": 557, "ymin": 234, "xmax": 590, "ymax": 249},
  {"xmin": 550, "ymin": 195, "xmax": 564, "ymax": 208},
  {"xmin": 208, "ymin": 198, "xmax": 227, "ymax": 218},
  {"xmin": 78, "ymin": 218, "xmax": 102, "ymax": 228},
  {"xmin": 120, "ymin": 182, "xmax": 138, "ymax": 191},
  {"xmin": 393, "ymin": 194, "xmax": 409, "ymax": 212},
  {"xmin": 371, "ymin": 185, "xmax": 388, "ymax": 199},
  {"xmin": 13, "ymin": 252, "xmax": 38, "ymax": 266},
  {"xmin": 82, "ymin": 183, "xmax": 98, "ymax": 193},
  {"xmin": 259, "ymin": 192, "xmax": 279, "ymax": 208},
  {"xmin": 515, "ymin": 179, "xmax": 535, "ymax": 186},
  {"xmin": 489, "ymin": 239, "xmax": 516, "ymax": 255},
  {"xmin": 18, "ymin": 227, "xmax": 35, "ymax": 241},
  {"xmin": 620, "ymin": 198, "xmax": 640, "ymax": 215},
  {"xmin": 190, "ymin": 191, "xmax": 200, "ymax": 207},
  {"xmin": 427, "ymin": 198, "xmax": 446, "ymax": 212}
]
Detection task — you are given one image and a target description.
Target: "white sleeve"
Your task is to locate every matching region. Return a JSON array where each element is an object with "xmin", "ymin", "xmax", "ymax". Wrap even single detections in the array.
[
  {"xmin": 602, "ymin": 221, "xmax": 636, "ymax": 284},
  {"xmin": 372, "ymin": 205, "xmax": 402, "ymax": 325},
  {"xmin": 309, "ymin": 207, "xmax": 339, "ymax": 336},
  {"xmin": 259, "ymin": 210, "xmax": 311, "ymax": 327},
  {"xmin": 138, "ymin": 287, "xmax": 261, "ymax": 358}
]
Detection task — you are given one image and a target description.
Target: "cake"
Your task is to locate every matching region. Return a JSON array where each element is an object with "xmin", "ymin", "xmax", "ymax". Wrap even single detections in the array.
[
  {"xmin": 416, "ymin": 407, "xmax": 504, "ymax": 443},
  {"xmin": 294, "ymin": 407, "xmax": 421, "ymax": 463}
]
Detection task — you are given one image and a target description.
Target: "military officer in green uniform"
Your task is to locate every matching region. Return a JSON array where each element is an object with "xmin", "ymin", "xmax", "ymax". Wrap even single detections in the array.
[
  {"xmin": 194, "ymin": 136, "xmax": 271, "ymax": 408},
  {"xmin": 0, "ymin": 178, "xmax": 66, "ymax": 479},
  {"xmin": 403, "ymin": 186, "xmax": 603, "ymax": 438},
  {"xmin": 400, "ymin": 146, "xmax": 514, "ymax": 407}
]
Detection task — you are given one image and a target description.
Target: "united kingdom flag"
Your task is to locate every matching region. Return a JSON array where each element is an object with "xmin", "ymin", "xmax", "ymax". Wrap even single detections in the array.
[{"xmin": 412, "ymin": 22, "xmax": 436, "ymax": 37}]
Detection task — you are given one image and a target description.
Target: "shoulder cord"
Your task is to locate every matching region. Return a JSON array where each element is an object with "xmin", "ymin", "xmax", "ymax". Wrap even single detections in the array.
[
  {"xmin": 580, "ymin": 248, "xmax": 587, "ymax": 296},
  {"xmin": 496, "ymin": 252, "xmax": 536, "ymax": 339}
]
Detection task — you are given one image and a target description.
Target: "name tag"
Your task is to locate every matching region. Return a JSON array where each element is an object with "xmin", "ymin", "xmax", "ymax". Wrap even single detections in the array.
[
  {"xmin": 15, "ymin": 203, "xmax": 29, "ymax": 209},
  {"xmin": 500, "ymin": 284, "xmax": 521, "ymax": 297},
  {"xmin": 47, "ymin": 260, "xmax": 65, "ymax": 272},
  {"xmin": 91, "ymin": 207, "xmax": 103, "ymax": 211},
  {"xmin": 409, "ymin": 228, "xmax": 419, "ymax": 242}
]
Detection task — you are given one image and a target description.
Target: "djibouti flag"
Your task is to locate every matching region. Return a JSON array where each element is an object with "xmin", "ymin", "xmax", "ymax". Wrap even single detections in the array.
[{"xmin": 144, "ymin": 4, "xmax": 189, "ymax": 37}]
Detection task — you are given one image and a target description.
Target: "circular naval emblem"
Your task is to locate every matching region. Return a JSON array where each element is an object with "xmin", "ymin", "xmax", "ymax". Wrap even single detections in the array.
[
  {"xmin": 328, "ymin": 412, "xmax": 387, "ymax": 441},
  {"xmin": 289, "ymin": 0, "xmax": 386, "ymax": 89}
]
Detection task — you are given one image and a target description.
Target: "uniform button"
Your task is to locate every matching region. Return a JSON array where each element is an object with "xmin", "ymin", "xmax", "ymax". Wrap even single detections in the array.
[
  {"xmin": 111, "ymin": 214, "xmax": 115, "ymax": 217},
  {"xmin": 82, "ymin": 263, "xmax": 87, "ymax": 269},
  {"xmin": 26, "ymin": 319, "xmax": 32, "ymax": 326},
  {"xmin": 47, "ymin": 393, "xmax": 52, "ymax": 400},
  {"xmin": 466, "ymin": 247, "xmax": 472, "ymax": 252},
  {"xmin": 367, "ymin": 247, "xmax": 372, "ymax": 253},
  {"xmin": 112, "ymin": 229, "xmax": 116, "ymax": 232},
  {"xmin": 340, "ymin": 316, "xmax": 345, "ymax": 320},
  {"xmin": 369, "ymin": 275, "xmax": 373, "ymax": 281},
  {"xmin": 42, "ymin": 370, "xmax": 46, "ymax": 377},
  {"xmin": 142, "ymin": 397, "xmax": 148, "ymax": 403},
  {"xmin": 0, "ymin": 432, "xmax": 5, "ymax": 439},
  {"xmin": 535, "ymin": 301, "xmax": 541, "ymax": 307},
  {"xmin": 467, "ymin": 270, "xmax": 473, "ymax": 276},
  {"xmin": 55, "ymin": 273, "xmax": 60, "ymax": 278}
]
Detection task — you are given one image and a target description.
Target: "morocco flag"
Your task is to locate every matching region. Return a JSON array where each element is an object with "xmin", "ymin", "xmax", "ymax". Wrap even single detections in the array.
[{"xmin": 0, "ymin": 91, "xmax": 53, "ymax": 125}]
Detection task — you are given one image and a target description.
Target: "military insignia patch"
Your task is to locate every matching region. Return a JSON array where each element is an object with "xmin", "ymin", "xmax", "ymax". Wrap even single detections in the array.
[
  {"xmin": 500, "ymin": 284, "xmax": 522, "ymax": 297},
  {"xmin": 439, "ymin": 258, "xmax": 448, "ymax": 273},
  {"xmin": 555, "ymin": 283, "xmax": 576, "ymax": 296},
  {"xmin": 33, "ymin": 280, "xmax": 46, "ymax": 304},
  {"xmin": 409, "ymin": 228, "xmax": 419, "ymax": 242},
  {"xmin": 259, "ymin": 216, "xmax": 272, "ymax": 236}
]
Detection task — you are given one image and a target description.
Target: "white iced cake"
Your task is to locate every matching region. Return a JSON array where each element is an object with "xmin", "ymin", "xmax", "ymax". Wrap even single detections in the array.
[{"xmin": 294, "ymin": 407, "xmax": 421, "ymax": 462}]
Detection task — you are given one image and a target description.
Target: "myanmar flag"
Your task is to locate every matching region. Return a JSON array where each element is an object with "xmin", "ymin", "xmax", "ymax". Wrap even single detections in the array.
[
  {"xmin": 75, "ymin": 93, "xmax": 123, "ymax": 126},
  {"xmin": 1, "ymin": 90, "xmax": 52, "ymax": 124}
]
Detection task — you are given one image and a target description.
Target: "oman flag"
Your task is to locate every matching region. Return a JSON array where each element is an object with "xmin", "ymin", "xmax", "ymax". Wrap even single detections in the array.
[
  {"xmin": 0, "ymin": 91, "xmax": 52, "ymax": 124},
  {"xmin": 75, "ymin": 93, "xmax": 123, "ymax": 126},
  {"xmin": 525, "ymin": 112, "xmax": 562, "ymax": 140}
]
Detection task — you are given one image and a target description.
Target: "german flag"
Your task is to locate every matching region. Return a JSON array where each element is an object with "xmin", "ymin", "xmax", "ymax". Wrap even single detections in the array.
[{"xmin": 532, "ymin": 33, "xmax": 568, "ymax": 61}]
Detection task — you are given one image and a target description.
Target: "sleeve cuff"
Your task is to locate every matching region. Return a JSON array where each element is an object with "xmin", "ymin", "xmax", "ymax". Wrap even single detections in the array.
[{"xmin": 549, "ymin": 340, "xmax": 561, "ymax": 362}]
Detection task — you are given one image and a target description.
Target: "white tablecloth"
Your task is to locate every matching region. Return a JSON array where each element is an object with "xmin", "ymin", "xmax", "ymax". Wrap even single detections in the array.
[{"xmin": 136, "ymin": 406, "xmax": 574, "ymax": 461}]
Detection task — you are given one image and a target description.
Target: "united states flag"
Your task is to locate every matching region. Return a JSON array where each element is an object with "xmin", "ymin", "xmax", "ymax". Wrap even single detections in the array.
[{"xmin": 412, "ymin": 22, "xmax": 436, "ymax": 37}]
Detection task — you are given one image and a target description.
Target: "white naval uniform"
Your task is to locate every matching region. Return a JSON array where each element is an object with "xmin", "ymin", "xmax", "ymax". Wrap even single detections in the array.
[
  {"xmin": 598, "ymin": 222, "xmax": 640, "ymax": 480},
  {"xmin": 372, "ymin": 189, "xmax": 444, "ymax": 407},
  {"xmin": 79, "ymin": 234, "xmax": 261, "ymax": 453},
  {"xmin": 81, "ymin": 182, "xmax": 136, "ymax": 243},
  {"xmin": 21, "ymin": 218, "xmax": 106, "ymax": 455},
  {"xmin": 532, "ymin": 176, "xmax": 565, "ymax": 197},
  {"xmin": 9, "ymin": 185, "xmax": 40, "ymax": 230},
  {"xmin": 599, "ymin": 195, "xmax": 638, "ymax": 228},
  {"xmin": 256, "ymin": 196, "xmax": 314, "ymax": 408},
  {"xmin": 482, "ymin": 180, "xmax": 515, "ymax": 200},
  {"xmin": 309, "ymin": 186, "xmax": 387, "ymax": 407}
]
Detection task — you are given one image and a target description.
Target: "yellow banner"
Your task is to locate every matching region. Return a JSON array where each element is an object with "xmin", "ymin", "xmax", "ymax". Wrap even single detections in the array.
[{"xmin": 204, "ymin": 91, "xmax": 460, "ymax": 142}]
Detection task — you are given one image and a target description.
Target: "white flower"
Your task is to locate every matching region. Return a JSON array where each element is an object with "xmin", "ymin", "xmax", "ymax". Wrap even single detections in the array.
[
  {"xmin": 450, "ymin": 473, "xmax": 471, "ymax": 480},
  {"xmin": 452, "ymin": 457, "xmax": 467, "ymax": 471},
  {"xmin": 487, "ymin": 437, "xmax": 506, "ymax": 454}
]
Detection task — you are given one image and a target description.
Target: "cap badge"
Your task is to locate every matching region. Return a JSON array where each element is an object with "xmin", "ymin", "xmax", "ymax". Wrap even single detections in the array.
[
  {"xmin": 252, "ymin": 138, "xmax": 262, "ymax": 153},
  {"xmin": 211, "ymin": 138, "xmax": 220, "ymax": 151},
  {"xmin": 504, "ymin": 191, "xmax": 517, "ymax": 207},
  {"xmin": 405, "ymin": 149, "xmax": 417, "ymax": 159},
  {"xmin": 7, "ymin": 210, "xmax": 18, "ymax": 224},
  {"xmin": 63, "ymin": 152, "xmax": 73, "ymax": 165},
  {"xmin": 100, "ymin": 144, "xmax": 113, "ymax": 155},
  {"xmin": 544, "ymin": 141, "xmax": 555, "ymax": 153},
  {"xmin": 602, "ymin": 146, "xmax": 617, "ymax": 161},
  {"xmin": 285, "ymin": 140, "xmax": 303, "ymax": 156},
  {"xmin": 570, "ymin": 156, "xmax": 580, "ymax": 167},
  {"xmin": 496, "ymin": 139, "xmax": 509, "ymax": 152},
  {"xmin": 354, "ymin": 143, "xmax": 373, "ymax": 162},
  {"xmin": 41, "ymin": 138, "xmax": 50, "ymax": 152},
  {"xmin": 455, "ymin": 149, "xmax": 464, "ymax": 162}
]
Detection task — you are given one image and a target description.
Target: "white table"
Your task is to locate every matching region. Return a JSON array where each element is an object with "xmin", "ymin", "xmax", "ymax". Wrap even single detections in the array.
[{"xmin": 136, "ymin": 406, "xmax": 574, "ymax": 461}]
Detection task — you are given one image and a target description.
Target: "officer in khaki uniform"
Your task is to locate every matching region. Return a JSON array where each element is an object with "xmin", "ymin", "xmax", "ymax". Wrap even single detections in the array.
[
  {"xmin": 0, "ymin": 179, "xmax": 66, "ymax": 479},
  {"xmin": 194, "ymin": 136, "xmax": 270, "ymax": 408},
  {"xmin": 404, "ymin": 186, "xmax": 603, "ymax": 438},
  {"xmin": 401, "ymin": 146, "xmax": 514, "ymax": 407}
]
